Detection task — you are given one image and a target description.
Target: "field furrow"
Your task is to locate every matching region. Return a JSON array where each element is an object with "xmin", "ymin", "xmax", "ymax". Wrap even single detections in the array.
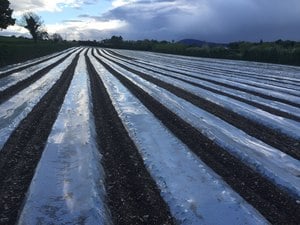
[
  {"xmin": 92, "ymin": 50, "xmax": 300, "ymax": 224},
  {"xmin": 89, "ymin": 52, "xmax": 269, "ymax": 225},
  {"xmin": 105, "ymin": 50, "xmax": 300, "ymax": 120},
  {"xmin": 0, "ymin": 48, "xmax": 81, "ymax": 150},
  {"xmin": 0, "ymin": 50, "xmax": 80, "ymax": 225},
  {"xmin": 107, "ymin": 49, "xmax": 300, "ymax": 92},
  {"xmin": 113, "ymin": 49, "xmax": 300, "ymax": 84},
  {"xmin": 86, "ymin": 51, "xmax": 174, "ymax": 225},
  {"xmin": 0, "ymin": 49, "xmax": 79, "ymax": 104},
  {"xmin": 0, "ymin": 48, "xmax": 75, "ymax": 79},
  {"xmin": 17, "ymin": 50, "xmax": 111, "ymax": 225},
  {"xmin": 0, "ymin": 47, "xmax": 299, "ymax": 225},
  {"xmin": 0, "ymin": 48, "xmax": 77, "ymax": 91},
  {"xmin": 107, "ymin": 50, "xmax": 300, "ymax": 108},
  {"xmin": 98, "ymin": 50, "xmax": 300, "ymax": 159}
]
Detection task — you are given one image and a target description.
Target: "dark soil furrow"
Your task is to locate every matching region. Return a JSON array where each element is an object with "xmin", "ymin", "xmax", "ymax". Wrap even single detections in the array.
[
  {"xmin": 106, "ymin": 49, "xmax": 300, "ymax": 90},
  {"xmin": 106, "ymin": 49, "xmax": 300, "ymax": 108},
  {"xmin": 0, "ymin": 48, "xmax": 75, "ymax": 79},
  {"xmin": 170, "ymin": 62, "xmax": 300, "ymax": 90},
  {"xmin": 93, "ymin": 51, "xmax": 300, "ymax": 225},
  {"xmin": 85, "ymin": 53, "xmax": 174, "ymax": 225},
  {"xmin": 0, "ymin": 52, "xmax": 81, "ymax": 225},
  {"xmin": 155, "ymin": 62, "xmax": 300, "ymax": 91},
  {"xmin": 0, "ymin": 48, "xmax": 78, "ymax": 104},
  {"xmin": 104, "ymin": 50, "xmax": 300, "ymax": 122},
  {"xmin": 105, "ymin": 50, "xmax": 137, "ymax": 61},
  {"xmin": 98, "ymin": 50, "xmax": 300, "ymax": 160}
]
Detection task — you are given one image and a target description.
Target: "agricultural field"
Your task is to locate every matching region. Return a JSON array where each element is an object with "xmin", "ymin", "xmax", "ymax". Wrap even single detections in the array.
[{"xmin": 0, "ymin": 47, "xmax": 299, "ymax": 225}]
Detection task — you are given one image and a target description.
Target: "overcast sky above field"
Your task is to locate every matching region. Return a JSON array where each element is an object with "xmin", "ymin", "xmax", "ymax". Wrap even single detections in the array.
[{"xmin": 3, "ymin": 0, "xmax": 300, "ymax": 42}]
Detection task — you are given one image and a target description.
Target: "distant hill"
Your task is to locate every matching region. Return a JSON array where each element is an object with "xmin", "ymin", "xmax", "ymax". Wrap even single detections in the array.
[{"xmin": 178, "ymin": 39, "xmax": 227, "ymax": 47}]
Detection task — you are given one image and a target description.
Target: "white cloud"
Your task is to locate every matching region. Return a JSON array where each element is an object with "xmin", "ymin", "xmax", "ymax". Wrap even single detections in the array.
[
  {"xmin": 0, "ymin": 25, "xmax": 30, "ymax": 37},
  {"xmin": 111, "ymin": 0, "xmax": 137, "ymax": 8},
  {"xmin": 1, "ymin": 14, "xmax": 127, "ymax": 41},
  {"xmin": 10, "ymin": 0, "xmax": 92, "ymax": 15},
  {"xmin": 46, "ymin": 19, "xmax": 127, "ymax": 40},
  {"xmin": 5, "ymin": 0, "xmax": 300, "ymax": 42}
]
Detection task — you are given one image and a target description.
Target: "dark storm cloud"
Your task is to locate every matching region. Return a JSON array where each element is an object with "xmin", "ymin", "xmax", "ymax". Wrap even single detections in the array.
[{"xmin": 99, "ymin": 0, "xmax": 300, "ymax": 42}]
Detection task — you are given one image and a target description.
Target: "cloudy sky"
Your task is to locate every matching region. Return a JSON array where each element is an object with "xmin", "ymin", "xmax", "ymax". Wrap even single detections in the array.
[{"xmin": 3, "ymin": 0, "xmax": 300, "ymax": 42}]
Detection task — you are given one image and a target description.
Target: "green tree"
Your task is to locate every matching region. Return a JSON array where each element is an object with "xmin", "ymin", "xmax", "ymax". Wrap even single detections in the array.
[
  {"xmin": 51, "ymin": 33, "xmax": 63, "ymax": 42},
  {"xmin": 19, "ymin": 12, "xmax": 44, "ymax": 42},
  {"xmin": 0, "ymin": 0, "xmax": 15, "ymax": 30},
  {"xmin": 110, "ymin": 35, "xmax": 123, "ymax": 48},
  {"xmin": 37, "ymin": 29, "xmax": 49, "ymax": 40}
]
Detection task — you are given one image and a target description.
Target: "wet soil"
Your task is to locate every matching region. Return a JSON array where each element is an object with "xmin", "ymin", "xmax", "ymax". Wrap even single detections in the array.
[
  {"xmin": 0, "ymin": 48, "xmax": 73, "ymax": 79},
  {"xmin": 101, "ymin": 50, "xmax": 300, "ymax": 160},
  {"xmin": 0, "ymin": 52, "xmax": 80, "ymax": 225},
  {"xmin": 0, "ymin": 47, "xmax": 299, "ymax": 225},
  {"xmin": 86, "ymin": 53, "xmax": 175, "ymax": 225},
  {"xmin": 106, "ymin": 49, "xmax": 300, "ymax": 123},
  {"xmin": 94, "ymin": 51, "xmax": 300, "ymax": 225},
  {"xmin": 0, "ymin": 49, "xmax": 77, "ymax": 104}
]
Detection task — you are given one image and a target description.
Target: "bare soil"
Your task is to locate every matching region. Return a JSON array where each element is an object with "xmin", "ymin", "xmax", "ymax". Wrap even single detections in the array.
[
  {"xmin": 0, "ymin": 52, "xmax": 80, "ymax": 225},
  {"xmin": 0, "ymin": 49, "xmax": 77, "ymax": 104},
  {"xmin": 103, "ymin": 50, "xmax": 300, "ymax": 160},
  {"xmin": 106, "ymin": 49, "xmax": 300, "ymax": 123},
  {"xmin": 86, "ymin": 53, "xmax": 175, "ymax": 225},
  {"xmin": 95, "ymin": 50, "xmax": 300, "ymax": 225},
  {"xmin": 0, "ymin": 48, "xmax": 299, "ymax": 225}
]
